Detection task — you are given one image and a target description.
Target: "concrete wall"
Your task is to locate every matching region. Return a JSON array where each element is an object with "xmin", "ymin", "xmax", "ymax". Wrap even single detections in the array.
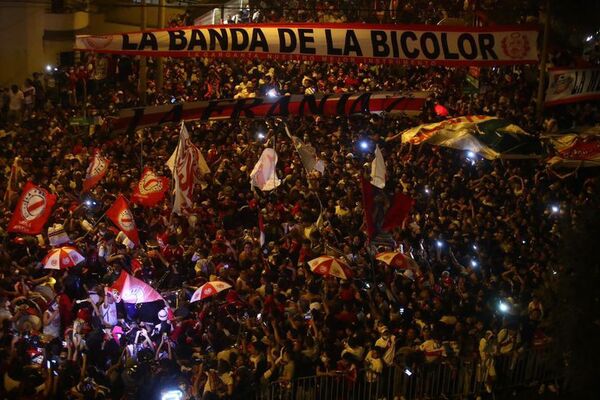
[
  {"xmin": 0, "ymin": 1, "xmax": 185, "ymax": 87},
  {"xmin": 103, "ymin": 4, "xmax": 185, "ymax": 29},
  {"xmin": 0, "ymin": 2, "xmax": 48, "ymax": 86}
]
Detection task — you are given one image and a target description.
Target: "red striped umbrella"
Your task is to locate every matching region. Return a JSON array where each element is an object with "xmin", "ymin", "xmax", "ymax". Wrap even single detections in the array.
[
  {"xmin": 190, "ymin": 281, "xmax": 232, "ymax": 303},
  {"xmin": 42, "ymin": 246, "xmax": 85, "ymax": 270},
  {"xmin": 308, "ymin": 256, "xmax": 352, "ymax": 279},
  {"xmin": 376, "ymin": 252, "xmax": 419, "ymax": 269}
]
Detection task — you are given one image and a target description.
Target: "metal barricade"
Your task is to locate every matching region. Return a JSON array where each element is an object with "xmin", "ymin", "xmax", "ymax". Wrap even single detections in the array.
[{"xmin": 256, "ymin": 349, "xmax": 562, "ymax": 400}]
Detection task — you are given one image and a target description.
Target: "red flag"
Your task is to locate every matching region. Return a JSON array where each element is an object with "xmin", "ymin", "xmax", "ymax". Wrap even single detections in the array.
[
  {"xmin": 83, "ymin": 153, "xmax": 110, "ymax": 192},
  {"xmin": 106, "ymin": 195, "xmax": 140, "ymax": 245},
  {"xmin": 361, "ymin": 177, "xmax": 414, "ymax": 238},
  {"xmin": 109, "ymin": 270, "xmax": 163, "ymax": 304},
  {"xmin": 361, "ymin": 177, "xmax": 376, "ymax": 238},
  {"xmin": 382, "ymin": 192, "xmax": 415, "ymax": 232},
  {"xmin": 8, "ymin": 182, "xmax": 57, "ymax": 235},
  {"xmin": 131, "ymin": 167, "xmax": 170, "ymax": 207}
]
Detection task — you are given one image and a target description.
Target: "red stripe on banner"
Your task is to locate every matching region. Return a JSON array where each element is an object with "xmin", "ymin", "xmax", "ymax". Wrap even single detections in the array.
[
  {"xmin": 113, "ymin": 93, "xmax": 428, "ymax": 131},
  {"xmin": 545, "ymin": 93, "xmax": 600, "ymax": 107},
  {"xmin": 73, "ymin": 48, "xmax": 538, "ymax": 66}
]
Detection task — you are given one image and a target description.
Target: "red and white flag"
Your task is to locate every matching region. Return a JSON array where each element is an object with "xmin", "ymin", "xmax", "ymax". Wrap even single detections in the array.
[
  {"xmin": 8, "ymin": 182, "xmax": 57, "ymax": 235},
  {"xmin": 250, "ymin": 148, "xmax": 281, "ymax": 191},
  {"xmin": 106, "ymin": 195, "xmax": 140, "ymax": 245},
  {"xmin": 83, "ymin": 152, "xmax": 110, "ymax": 192},
  {"xmin": 131, "ymin": 167, "xmax": 170, "ymax": 207},
  {"xmin": 109, "ymin": 270, "xmax": 163, "ymax": 304},
  {"xmin": 166, "ymin": 122, "xmax": 210, "ymax": 215}
]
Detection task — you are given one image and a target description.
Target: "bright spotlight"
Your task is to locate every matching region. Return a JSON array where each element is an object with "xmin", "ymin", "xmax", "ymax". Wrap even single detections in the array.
[
  {"xmin": 266, "ymin": 88, "xmax": 278, "ymax": 97},
  {"xmin": 404, "ymin": 368, "xmax": 413, "ymax": 376},
  {"xmin": 45, "ymin": 65, "xmax": 53, "ymax": 72},
  {"xmin": 257, "ymin": 132, "xmax": 265, "ymax": 140},
  {"xmin": 550, "ymin": 205, "xmax": 560, "ymax": 214},
  {"xmin": 359, "ymin": 141, "xmax": 369, "ymax": 151},
  {"xmin": 436, "ymin": 240, "xmax": 443, "ymax": 248},
  {"xmin": 472, "ymin": 244, "xmax": 478, "ymax": 251},
  {"xmin": 424, "ymin": 187, "xmax": 431, "ymax": 195},
  {"xmin": 161, "ymin": 389, "xmax": 183, "ymax": 400},
  {"xmin": 467, "ymin": 151, "xmax": 476, "ymax": 158},
  {"xmin": 498, "ymin": 301, "xmax": 509, "ymax": 313},
  {"xmin": 471, "ymin": 260, "xmax": 478, "ymax": 268}
]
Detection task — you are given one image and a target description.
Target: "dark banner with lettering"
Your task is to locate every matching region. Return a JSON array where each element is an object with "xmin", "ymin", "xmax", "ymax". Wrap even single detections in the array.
[
  {"xmin": 545, "ymin": 68, "xmax": 600, "ymax": 106},
  {"xmin": 114, "ymin": 91, "xmax": 429, "ymax": 132},
  {"xmin": 76, "ymin": 23, "xmax": 538, "ymax": 66}
]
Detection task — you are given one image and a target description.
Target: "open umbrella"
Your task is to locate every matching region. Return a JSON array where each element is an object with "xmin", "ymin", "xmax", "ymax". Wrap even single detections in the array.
[
  {"xmin": 42, "ymin": 246, "xmax": 85, "ymax": 270},
  {"xmin": 190, "ymin": 281, "xmax": 232, "ymax": 303},
  {"xmin": 376, "ymin": 252, "xmax": 419, "ymax": 269},
  {"xmin": 308, "ymin": 256, "xmax": 352, "ymax": 279}
]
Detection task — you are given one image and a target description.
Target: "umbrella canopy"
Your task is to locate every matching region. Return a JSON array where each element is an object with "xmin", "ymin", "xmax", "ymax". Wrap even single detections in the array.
[
  {"xmin": 190, "ymin": 281, "xmax": 232, "ymax": 303},
  {"xmin": 109, "ymin": 271, "xmax": 164, "ymax": 304},
  {"xmin": 308, "ymin": 256, "xmax": 352, "ymax": 279},
  {"xmin": 42, "ymin": 246, "xmax": 85, "ymax": 270},
  {"xmin": 376, "ymin": 252, "xmax": 418, "ymax": 269}
]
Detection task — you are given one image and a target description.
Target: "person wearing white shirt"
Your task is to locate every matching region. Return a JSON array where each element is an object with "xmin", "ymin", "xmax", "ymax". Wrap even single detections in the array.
[{"xmin": 99, "ymin": 291, "xmax": 118, "ymax": 327}]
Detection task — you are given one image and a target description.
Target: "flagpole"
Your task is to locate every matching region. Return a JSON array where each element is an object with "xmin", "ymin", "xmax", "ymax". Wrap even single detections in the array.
[
  {"xmin": 79, "ymin": 213, "xmax": 107, "ymax": 241},
  {"xmin": 139, "ymin": 129, "xmax": 144, "ymax": 172},
  {"xmin": 171, "ymin": 122, "xmax": 183, "ymax": 214},
  {"xmin": 536, "ymin": 0, "xmax": 551, "ymax": 120}
]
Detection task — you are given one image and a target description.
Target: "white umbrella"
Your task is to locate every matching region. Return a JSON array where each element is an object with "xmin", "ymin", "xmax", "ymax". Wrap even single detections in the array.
[
  {"xmin": 190, "ymin": 281, "xmax": 232, "ymax": 303},
  {"xmin": 42, "ymin": 246, "xmax": 85, "ymax": 270}
]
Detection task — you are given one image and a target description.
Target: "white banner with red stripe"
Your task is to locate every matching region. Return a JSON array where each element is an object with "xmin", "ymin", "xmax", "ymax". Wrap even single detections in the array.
[
  {"xmin": 545, "ymin": 68, "xmax": 600, "ymax": 106},
  {"xmin": 76, "ymin": 23, "xmax": 538, "ymax": 66}
]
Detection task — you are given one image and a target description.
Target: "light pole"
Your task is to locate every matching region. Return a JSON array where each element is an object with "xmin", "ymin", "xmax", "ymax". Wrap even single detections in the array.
[
  {"xmin": 536, "ymin": 0, "xmax": 551, "ymax": 120},
  {"xmin": 156, "ymin": 0, "xmax": 166, "ymax": 90},
  {"xmin": 138, "ymin": 0, "xmax": 148, "ymax": 105}
]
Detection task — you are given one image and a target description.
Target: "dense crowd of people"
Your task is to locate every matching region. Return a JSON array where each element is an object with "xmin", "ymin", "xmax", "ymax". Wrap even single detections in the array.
[
  {"xmin": 218, "ymin": 0, "xmax": 541, "ymax": 24},
  {"xmin": 0, "ymin": 3, "xmax": 599, "ymax": 400}
]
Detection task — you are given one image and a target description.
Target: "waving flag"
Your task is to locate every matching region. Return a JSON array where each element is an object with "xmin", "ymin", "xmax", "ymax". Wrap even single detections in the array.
[
  {"xmin": 250, "ymin": 148, "xmax": 281, "ymax": 191},
  {"xmin": 109, "ymin": 270, "xmax": 163, "ymax": 304},
  {"xmin": 106, "ymin": 195, "xmax": 140, "ymax": 245},
  {"xmin": 132, "ymin": 167, "xmax": 170, "ymax": 207},
  {"xmin": 388, "ymin": 116, "xmax": 542, "ymax": 160},
  {"xmin": 8, "ymin": 182, "xmax": 57, "ymax": 235},
  {"xmin": 361, "ymin": 177, "xmax": 414, "ymax": 240},
  {"xmin": 548, "ymin": 134, "xmax": 600, "ymax": 168},
  {"xmin": 83, "ymin": 153, "xmax": 110, "ymax": 192},
  {"xmin": 370, "ymin": 145, "xmax": 386, "ymax": 189},
  {"xmin": 166, "ymin": 122, "xmax": 210, "ymax": 215}
]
